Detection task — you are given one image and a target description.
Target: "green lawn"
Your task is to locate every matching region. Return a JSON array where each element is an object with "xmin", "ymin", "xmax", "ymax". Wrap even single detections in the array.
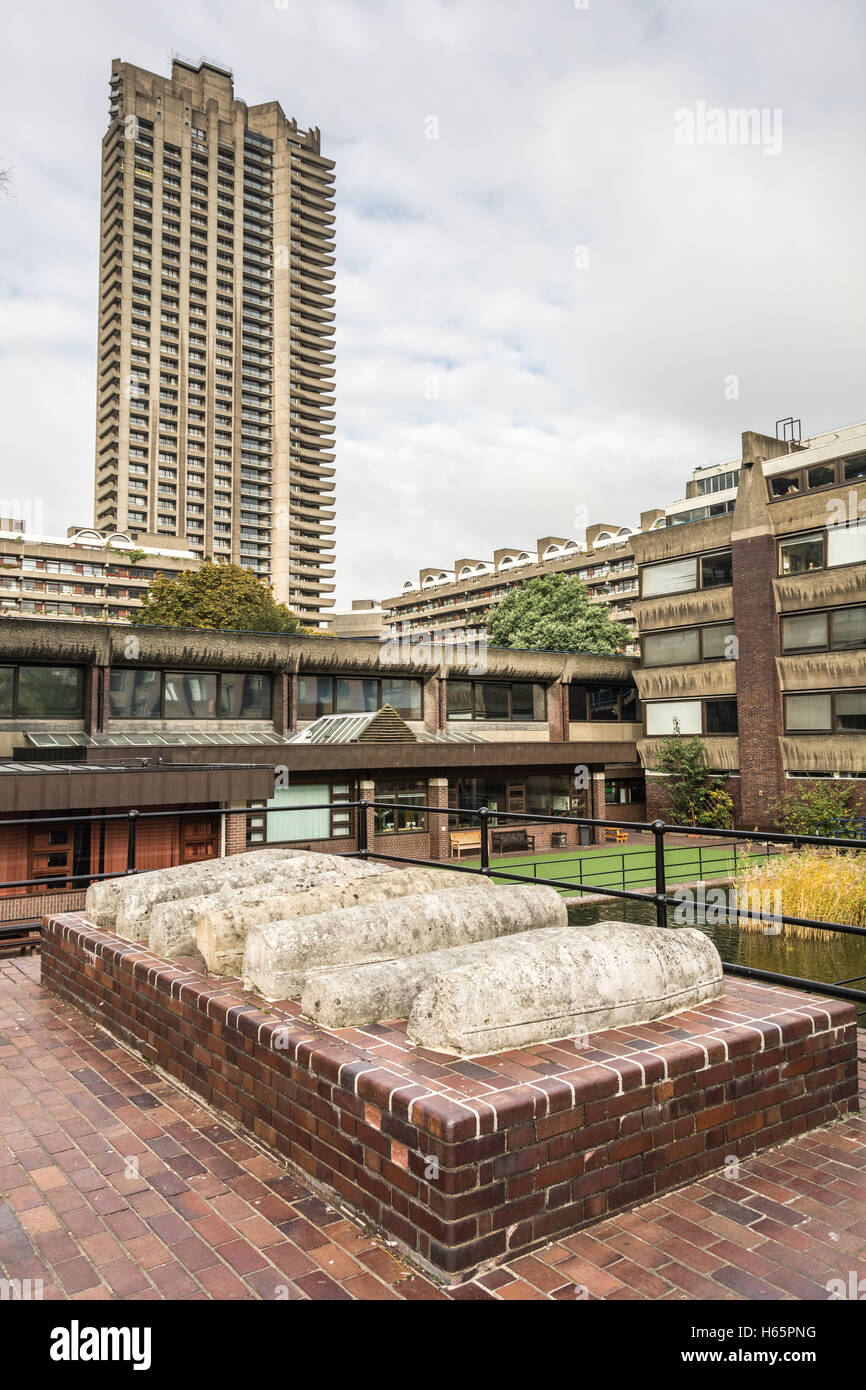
[{"xmin": 459, "ymin": 841, "xmax": 777, "ymax": 895}]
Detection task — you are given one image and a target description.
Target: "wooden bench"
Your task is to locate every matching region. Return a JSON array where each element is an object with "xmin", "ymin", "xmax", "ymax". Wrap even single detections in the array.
[
  {"xmin": 450, "ymin": 830, "xmax": 482, "ymax": 858},
  {"xmin": 604, "ymin": 827, "xmax": 629, "ymax": 845},
  {"xmin": 491, "ymin": 828, "xmax": 536, "ymax": 854}
]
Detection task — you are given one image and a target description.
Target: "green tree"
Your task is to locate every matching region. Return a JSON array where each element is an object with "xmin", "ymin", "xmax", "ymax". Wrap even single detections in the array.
[
  {"xmin": 653, "ymin": 723, "xmax": 734, "ymax": 828},
  {"xmin": 773, "ymin": 780, "xmax": 861, "ymax": 837},
  {"xmin": 486, "ymin": 573, "xmax": 630, "ymax": 652},
  {"xmin": 131, "ymin": 561, "xmax": 302, "ymax": 633}
]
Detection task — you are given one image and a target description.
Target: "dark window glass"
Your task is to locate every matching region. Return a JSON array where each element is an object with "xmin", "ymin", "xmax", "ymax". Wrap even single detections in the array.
[
  {"xmin": 164, "ymin": 671, "xmax": 217, "ymax": 717},
  {"xmin": 780, "ymin": 534, "xmax": 824, "ymax": 575},
  {"xmin": 831, "ymin": 608, "xmax": 866, "ymax": 650},
  {"xmin": 17, "ymin": 666, "xmax": 83, "ymax": 718},
  {"xmin": 446, "ymin": 680, "xmax": 473, "ymax": 720},
  {"xmin": 380, "ymin": 677, "xmax": 422, "ymax": 720},
  {"xmin": 705, "ymin": 699, "xmax": 738, "ymax": 734},
  {"xmin": 770, "ymin": 474, "xmax": 801, "ymax": 497},
  {"xmin": 808, "ymin": 464, "xmax": 835, "ymax": 489},
  {"xmin": 109, "ymin": 668, "xmax": 161, "ymax": 718},
  {"xmin": 701, "ymin": 551, "xmax": 733, "ymax": 588},
  {"xmin": 297, "ymin": 675, "xmax": 333, "ymax": 720},
  {"xmin": 526, "ymin": 775, "xmax": 570, "ymax": 815},
  {"xmin": 510, "ymin": 683, "xmax": 536, "ymax": 721},
  {"xmin": 0, "ymin": 667, "xmax": 12, "ymax": 717},
  {"xmin": 475, "ymin": 683, "xmax": 509, "ymax": 720},
  {"xmin": 220, "ymin": 672, "xmax": 271, "ymax": 718},
  {"xmin": 605, "ymin": 778, "xmax": 645, "ymax": 805},
  {"xmin": 843, "ymin": 453, "xmax": 866, "ymax": 482},
  {"xmin": 568, "ymin": 684, "xmax": 588, "ymax": 720},
  {"xmin": 335, "ymin": 678, "xmax": 378, "ymax": 714},
  {"xmin": 373, "ymin": 780, "xmax": 427, "ymax": 834},
  {"xmin": 620, "ymin": 687, "xmax": 641, "ymax": 722},
  {"xmin": 836, "ymin": 692, "xmax": 866, "ymax": 732},
  {"xmin": 588, "ymin": 687, "xmax": 620, "ymax": 721}
]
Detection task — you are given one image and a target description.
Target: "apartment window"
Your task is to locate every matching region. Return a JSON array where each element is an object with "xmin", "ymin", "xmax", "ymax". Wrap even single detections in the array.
[
  {"xmin": 808, "ymin": 464, "xmax": 835, "ymax": 489},
  {"xmin": 779, "ymin": 533, "xmax": 824, "ymax": 575},
  {"xmin": 781, "ymin": 691, "xmax": 866, "ymax": 733},
  {"xmin": 0, "ymin": 665, "xmax": 85, "ymax": 718},
  {"xmin": 568, "ymin": 683, "xmax": 641, "ymax": 722},
  {"xmin": 109, "ymin": 669, "xmax": 271, "ymax": 720},
  {"xmin": 827, "ymin": 523, "xmax": 866, "ymax": 568},
  {"xmin": 643, "ymin": 628, "xmax": 700, "ymax": 666},
  {"xmin": 373, "ymin": 781, "xmax": 427, "ymax": 834},
  {"xmin": 843, "ymin": 453, "xmax": 866, "ymax": 482},
  {"xmin": 781, "ymin": 612, "xmax": 829, "ymax": 652},
  {"xmin": 701, "ymin": 551, "xmax": 733, "ymax": 588},
  {"xmin": 447, "ymin": 680, "xmax": 546, "ymax": 722},
  {"xmin": 832, "ymin": 607, "xmax": 866, "ymax": 649},
  {"xmin": 645, "ymin": 698, "xmax": 737, "ymax": 736}
]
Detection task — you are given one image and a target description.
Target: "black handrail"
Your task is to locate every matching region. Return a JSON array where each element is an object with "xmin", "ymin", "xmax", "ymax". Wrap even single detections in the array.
[{"xmin": 1, "ymin": 797, "xmax": 863, "ymax": 1007}]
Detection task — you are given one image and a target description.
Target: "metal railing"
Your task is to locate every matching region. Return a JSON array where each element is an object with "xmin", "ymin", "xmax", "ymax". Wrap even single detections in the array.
[{"xmin": 1, "ymin": 799, "xmax": 864, "ymax": 1009}]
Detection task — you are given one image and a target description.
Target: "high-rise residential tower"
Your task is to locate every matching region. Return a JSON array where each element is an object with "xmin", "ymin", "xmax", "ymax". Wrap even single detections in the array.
[{"xmin": 94, "ymin": 57, "xmax": 336, "ymax": 622}]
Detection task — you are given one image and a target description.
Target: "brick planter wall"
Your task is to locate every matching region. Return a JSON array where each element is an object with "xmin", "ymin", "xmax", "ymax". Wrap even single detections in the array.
[{"xmin": 42, "ymin": 913, "xmax": 859, "ymax": 1280}]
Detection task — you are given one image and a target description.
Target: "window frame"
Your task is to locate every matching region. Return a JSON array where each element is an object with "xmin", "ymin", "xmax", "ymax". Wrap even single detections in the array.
[
  {"xmin": 781, "ymin": 605, "xmax": 866, "ymax": 655},
  {"xmin": 766, "ymin": 451, "xmax": 866, "ymax": 501},
  {"xmin": 108, "ymin": 667, "xmax": 272, "ymax": 720},
  {"xmin": 0, "ymin": 664, "xmax": 85, "ymax": 720},
  {"xmin": 642, "ymin": 622, "xmax": 736, "ymax": 667},
  {"xmin": 644, "ymin": 697, "xmax": 739, "ymax": 737},
  {"xmin": 297, "ymin": 673, "xmax": 424, "ymax": 722},
  {"xmin": 446, "ymin": 679, "xmax": 547, "ymax": 723},
  {"xmin": 640, "ymin": 549, "xmax": 732, "ymax": 599},
  {"xmin": 568, "ymin": 683, "xmax": 642, "ymax": 723},
  {"xmin": 783, "ymin": 688, "xmax": 866, "ymax": 734}
]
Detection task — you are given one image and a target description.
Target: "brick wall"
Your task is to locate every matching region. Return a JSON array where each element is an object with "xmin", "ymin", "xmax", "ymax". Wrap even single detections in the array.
[
  {"xmin": 42, "ymin": 915, "xmax": 858, "ymax": 1279},
  {"xmin": 732, "ymin": 532, "xmax": 785, "ymax": 825}
]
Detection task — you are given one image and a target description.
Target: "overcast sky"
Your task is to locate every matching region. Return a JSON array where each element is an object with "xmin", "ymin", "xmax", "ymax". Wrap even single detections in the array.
[{"xmin": 1, "ymin": 0, "xmax": 864, "ymax": 607}]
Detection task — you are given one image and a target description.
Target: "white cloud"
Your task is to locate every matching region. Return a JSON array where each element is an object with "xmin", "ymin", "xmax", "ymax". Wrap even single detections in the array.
[{"xmin": 0, "ymin": 0, "xmax": 864, "ymax": 607}]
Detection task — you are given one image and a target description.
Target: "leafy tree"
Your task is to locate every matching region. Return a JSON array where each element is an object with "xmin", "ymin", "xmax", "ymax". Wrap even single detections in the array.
[
  {"xmin": 773, "ymin": 780, "xmax": 862, "ymax": 838},
  {"xmin": 131, "ymin": 561, "xmax": 303, "ymax": 633},
  {"xmin": 486, "ymin": 573, "xmax": 630, "ymax": 653},
  {"xmin": 653, "ymin": 723, "xmax": 734, "ymax": 828}
]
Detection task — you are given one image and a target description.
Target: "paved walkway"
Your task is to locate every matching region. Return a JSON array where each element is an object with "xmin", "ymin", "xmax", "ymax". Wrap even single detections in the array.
[{"xmin": 1, "ymin": 955, "xmax": 864, "ymax": 1301}]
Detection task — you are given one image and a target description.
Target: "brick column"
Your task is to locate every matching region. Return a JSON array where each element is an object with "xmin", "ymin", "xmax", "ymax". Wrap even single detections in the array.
[
  {"xmin": 359, "ymin": 778, "xmax": 376, "ymax": 856},
  {"xmin": 273, "ymin": 671, "xmax": 290, "ymax": 735},
  {"xmin": 545, "ymin": 681, "xmax": 569, "ymax": 741},
  {"xmin": 731, "ymin": 448, "xmax": 785, "ymax": 828},
  {"xmin": 591, "ymin": 770, "xmax": 607, "ymax": 845},
  {"xmin": 426, "ymin": 777, "xmax": 451, "ymax": 862},
  {"xmin": 223, "ymin": 808, "xmax": 248, "ymax": 856},
  {"xmin": 423, "ymin": 676, "xmax": 442, "ymax": 733}
]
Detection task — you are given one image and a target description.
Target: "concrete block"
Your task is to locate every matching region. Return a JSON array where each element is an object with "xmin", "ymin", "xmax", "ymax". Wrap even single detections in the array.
[
  {"xmin": 407, "ymin": 923, "xmax": 724, "ymax": 1055},
  {"xmin": 91, "ymin": 849, "xmax": 379, "ymax": 943},
  {"xmin": 244, "ymin": 883, "xmax": 566, "ymax": 1000},
  {"xmin": 196, "ymin": 866, "xmax": 479, "ymax": 976}
]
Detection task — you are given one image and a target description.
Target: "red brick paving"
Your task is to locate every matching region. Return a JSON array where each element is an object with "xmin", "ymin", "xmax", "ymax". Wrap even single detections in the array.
[{"xmin": 0, "ymin": 955, "xmax": 863, "ymax": 1301}]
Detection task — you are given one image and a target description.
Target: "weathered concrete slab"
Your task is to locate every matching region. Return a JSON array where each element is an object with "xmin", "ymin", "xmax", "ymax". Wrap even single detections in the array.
[
  {"xmin": 147, "ymin": 856, "xmax": 394, "ymax": 959},
  {"xmin": 244, "ymin": 883, "xmax": 566, "ymax": 1000},
  {"xmin": 85, "ymin": 848, "xmax": 304, "ymax": 929},
  {"xmin": 88, "ymin": 849, "xmax": 379, "ymax": 942},
  {"xmin": 196, "ymin": 867, "xmax": 480, "ymax": 976},
  {"xmin": 407, "ymin": 923, "xmax": 724, "ymax": 1055}
]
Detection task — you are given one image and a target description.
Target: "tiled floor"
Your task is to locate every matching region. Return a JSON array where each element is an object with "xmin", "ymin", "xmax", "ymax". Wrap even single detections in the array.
[{"xmin": 1, "ymin": 954, "xmax": 864, "ymax": 1301}]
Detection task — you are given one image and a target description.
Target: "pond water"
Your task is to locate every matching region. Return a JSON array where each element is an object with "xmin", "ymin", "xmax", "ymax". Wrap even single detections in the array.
[{"xmin": 567, "ymin": 898, "xmax": 866, "ymax": 1022}]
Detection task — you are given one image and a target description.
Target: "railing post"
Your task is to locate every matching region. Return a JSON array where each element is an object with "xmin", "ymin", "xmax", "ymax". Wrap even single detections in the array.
[
  {"xmin": 479, "ymin": 806, "xmax": 490, "ymax": 875},
  {"xmin": 652, "ymin": 819, "xmax": 667, "ymax": 928},
  {"xmin": 126, "ymin": 809, "xmax": 140, "ymax": 876},
  {"xmin": 357, "ymin": 800, "xmax": 369, "ymax": 860}
]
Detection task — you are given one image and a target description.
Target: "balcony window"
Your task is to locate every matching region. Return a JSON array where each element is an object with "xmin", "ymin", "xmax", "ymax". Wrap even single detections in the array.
[
  {"xmin": 836, "ymin": 692, "xmax": 866, "ymax": 732},
  {"xmin": 568, "ymin": 683, "xmax": 641, "ymax": 722},
  {"xmin": 831, "ymin": 607, "xmax": 866, "ymax": 650},
  {"xmin": 705, "ymin": 699, "xmax": 738, "ymax": 734},
  {"xmin": 843, "ymin": 453, "xmax": 866, "ymax": 482},
  {"xmin": 781, "ymin": 612, "xmax": 829, "ymax": 652},
  {"xmin": 700, "ymin": 551, "xmax": 733, "ymax": 588},
  {"xmin": 448, "ymin": 680, "xmax": 546, "ymax": 722},
  {"xmin": 785, "ymin": 693, "xmax": 832, "ymax": 732},
  {"xmin": 645, "ymin": 700, "xmax": 702, "ymax": 736},
  {"xmin": 642, "ymin": 556, "xmax": 697, "ymax": 597},
  {"xmin": 827, "ymin": 524, "xmax": 866, "ymax": 568}
]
